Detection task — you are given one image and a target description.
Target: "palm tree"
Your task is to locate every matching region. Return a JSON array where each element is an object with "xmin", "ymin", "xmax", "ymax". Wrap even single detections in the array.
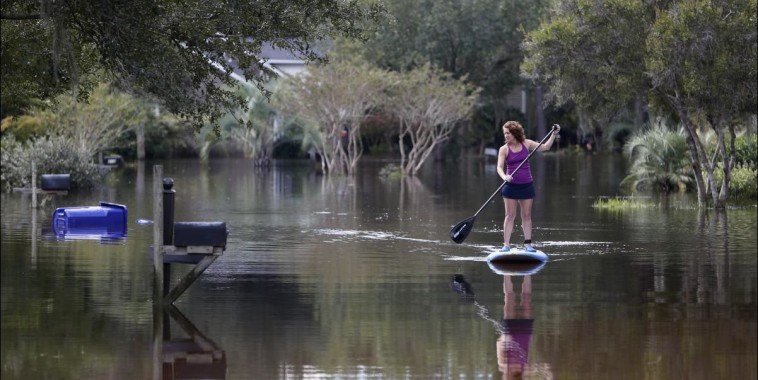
[{"xmin": 621, "ymin": 120, "xmax": 692, "ymax": 192}]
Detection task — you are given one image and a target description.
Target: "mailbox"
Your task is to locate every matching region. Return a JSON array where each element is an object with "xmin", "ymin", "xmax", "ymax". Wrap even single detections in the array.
[
  {"xmin": 173, "ymin": 222, "xmax": 228, "ymax": 248},
  {"xmin": 40, "ymin": 174, "xmax": 71, "ymax": 191}
]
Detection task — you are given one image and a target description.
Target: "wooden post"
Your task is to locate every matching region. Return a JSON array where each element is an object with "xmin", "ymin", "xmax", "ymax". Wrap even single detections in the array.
[
  {"xmin": 31, "ymin": 161, "xmax": 37, "ymax": 209},
  {"xmin": 152, "ymin": 304, "xmax": 164, "ymax": 380},
  {"xmin": 165, "ymin": 256, "xmax": 218, "ymax": 304},
  {"xmin": 162, "ymin": 178, "xmax": 175, "ymax": 297},
  {"xmin": 151, "ymin": 165, "xmax": 164, "ymax": 379},
  {"xmin": 153, "ymin": 165, "xmax": 164, "ymax": 306},
  {"xmin": 31, "ymin": 207, "xmax": 37, "ymax": 268}
]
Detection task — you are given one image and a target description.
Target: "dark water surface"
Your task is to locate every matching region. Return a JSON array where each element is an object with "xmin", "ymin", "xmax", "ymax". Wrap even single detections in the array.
[{"xmin": 2, "ymin": 154, "xmax": 756, "ymax": 379}]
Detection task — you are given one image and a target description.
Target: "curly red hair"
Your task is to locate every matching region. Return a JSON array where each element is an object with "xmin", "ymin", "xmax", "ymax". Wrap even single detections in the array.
[{"xmin": 502, "ymin": 121, "xmax": 525, "ymax": 143}]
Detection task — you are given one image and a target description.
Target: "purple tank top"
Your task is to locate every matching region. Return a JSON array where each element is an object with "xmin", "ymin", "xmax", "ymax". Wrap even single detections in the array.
[{"xmin": 505, "ymin": 144, "xmax": 533, "ymax": 184}]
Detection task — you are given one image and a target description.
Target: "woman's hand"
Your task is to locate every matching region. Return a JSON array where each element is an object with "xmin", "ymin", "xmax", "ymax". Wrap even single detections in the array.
[
  {"xmin": 552, "ymin": 124, "xmax": 561, "ymax": 135},
  {"xmin": 504, "ymin": 174, "xmax": 513, "ymax": 182}
]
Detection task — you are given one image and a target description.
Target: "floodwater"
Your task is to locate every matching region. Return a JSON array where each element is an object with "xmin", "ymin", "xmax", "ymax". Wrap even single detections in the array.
[{"xmin": 1, "ymin": 154, "xmax": 756, "ymax": 380}]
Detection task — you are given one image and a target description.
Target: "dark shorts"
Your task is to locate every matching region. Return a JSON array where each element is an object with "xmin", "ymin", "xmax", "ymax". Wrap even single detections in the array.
[
  {"xmin": 501, "ymin": 318, "xmax": 534, "ymax": 334},
  {"xmin": 501, "ymin": 182, "xmax": 535, "ymax": 199}
]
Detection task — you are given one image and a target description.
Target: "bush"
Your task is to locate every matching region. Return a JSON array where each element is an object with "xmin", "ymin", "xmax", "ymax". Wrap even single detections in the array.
[
  {"xmin": 1, "ymin": 115, "xmax": 52, "ymax": 142},
  {"xmin": 708, "ymin": 164, "xmax": 758, "ymax": 200},
  {"xmin": 1, "ymin": 134, "xmax": 103, "ymax": 192},
  {"xmin": 734, "ymin": 134, "xmax": 757, "ymax": 169},
  {"xmin": 730, "ymin": 165, "xmax": 757, "ymax": 199},
  {"xmin": 621, "ymin": 123, "xmax": 692, "ymax": 192},
  {"xmin": 378, "ymin": 163, "xmax": 402, "ymax": 180}
]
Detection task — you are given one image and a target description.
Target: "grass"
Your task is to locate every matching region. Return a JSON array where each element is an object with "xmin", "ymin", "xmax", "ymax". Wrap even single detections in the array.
[{"xmin": 592, "ymin": 197, "xmax": 659, "ymax": 211}]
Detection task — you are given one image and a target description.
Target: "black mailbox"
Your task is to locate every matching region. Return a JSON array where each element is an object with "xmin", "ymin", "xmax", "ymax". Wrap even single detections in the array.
[
  {"xmin": 173, "ymin": 222, "xmax": 228, "ymax": 248},
  {"xmin": 103, "ymin": 155, "xmax": 125, "ymax": 167},
  {"xmin": 40, "ymin": 174, "xmax": 71, "ymax": 191}
]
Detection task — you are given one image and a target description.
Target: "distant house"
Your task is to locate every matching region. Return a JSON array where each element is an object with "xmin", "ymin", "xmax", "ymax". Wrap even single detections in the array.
[{"xmin": 259, "ymin": 43, "xmax": 309, "ymax": 77}]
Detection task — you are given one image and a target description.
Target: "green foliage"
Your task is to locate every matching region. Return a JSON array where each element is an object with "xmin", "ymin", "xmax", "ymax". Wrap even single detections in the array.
[
  {"xmin": 0, "ymin": 0, "xmax": 384, "ymax": 130},
  {"xmin": 378, "ymin": 163, "xmax": 402, "ymax": 180},
  {"xmin": 523, "ymin": 0, "xmax": 757, "ymax": 207},
  {"xmin": 735, "ymin": 134, "xmax": 757, "ymax": 169},
  {"xmin": 110, "ymin": 113, "xmax": 198, "ymax": 159},
  {"xmin": 522, "ymin": 0, "xmax": 649, "ymax": 121},
  {"xmin": 1, "ymin": 83, "xmax": 152, "ymax": 191},
  {"xmin": 646, "ymin": 0, "xmax": 757, "ymax": 118},
  {"xmin": 621, "ymin": 123, "xmax": 692, "ymax": 193},
  {"xmin": 728, "ymin": 165, "xmax": 758, "ymax": 199},
  {"xmin": 1, "ymin": 134, "xmax": 102, "ymax": 192},
  {"xmin": 31, "ymin": 83, "xmax": 148, "ymax": 158},
  {"xmin": 275, "ymin": 58, "xmax": 392, "ymax": 175},
  {"xmin": 0, "ymin": 7, "xmax": 101, "ymax": 119},
  {"xmin": 707, "ymin": 164, "xmax": 758, "ymax": 200},
  {"xmin": 359, "ymin": 0, "xmax": 552, "ymax": 143},
  {"xmin": 1, "ymin": 115, "xmax": 52, "ymax": 142},
  {"xmin": 591, "ymin": 197, "xmax": 658, "ymax": 211}
]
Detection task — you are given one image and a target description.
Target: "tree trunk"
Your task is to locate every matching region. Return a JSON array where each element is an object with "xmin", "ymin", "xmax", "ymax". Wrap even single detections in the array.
[
  {"xmin": 634, "ymin": 95, "xmax": 646, "ymax": 129},
  {"xmin": 668, "ymin": 95, "xmax": 708, "ymax": 206},
  {"xmin": 137, "ymin": 123, "xmax": 145, "ymax": 161},
  {"xmin": 534, "ymin": 86, "xmax": 546, "ymax": 140}
]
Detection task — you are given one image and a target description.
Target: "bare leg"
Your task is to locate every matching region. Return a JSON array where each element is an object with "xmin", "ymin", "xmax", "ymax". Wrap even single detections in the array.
[
  {"xmin": 503, "ymin": 276, "xmax": 515, "ymax": 319},
  {"xmin": 518, "ymin": 198, "xmax": 534, "ymax": 242},
  {"xmin": 519, "ymin": 276, "xmax": 532, "ymax": 319},
  {"xmin": 503, "ymin": 198, "xmax": 518, "ymax": 246}
]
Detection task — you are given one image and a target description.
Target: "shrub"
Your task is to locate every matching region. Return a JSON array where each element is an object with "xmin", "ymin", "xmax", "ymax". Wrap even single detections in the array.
[
  {"xmin": 708, "ymin": 164, "xmax": 758, "ymax": 200},
  {"xmin": 1, "ymin": 134, "xmax": 102, "ymax": 192},
  {"xmin": 621, "ymin": 123, "xmax": 692, "ymax": 192},
  {"xmin": 734, "ymin": 134, "xmax": 757, "ymax": 169},
  {"xmin": 378, "ymin": 163, "xmax": 402, "ymax": 180},
  {"xmin": 1, "ymin": 115, "xmax": 52, "ymax": 142}
]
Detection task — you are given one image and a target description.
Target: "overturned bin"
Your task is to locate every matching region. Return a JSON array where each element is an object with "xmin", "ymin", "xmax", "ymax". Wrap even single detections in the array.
[{"xmin": 53, "ymin": 202, "xmax": 127, "ymax": 240}]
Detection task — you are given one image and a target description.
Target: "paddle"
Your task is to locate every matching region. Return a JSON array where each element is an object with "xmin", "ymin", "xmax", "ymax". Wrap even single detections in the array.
[{"xmin": 449, "ymin": 125, "xmax": 558, "ymax": 244}]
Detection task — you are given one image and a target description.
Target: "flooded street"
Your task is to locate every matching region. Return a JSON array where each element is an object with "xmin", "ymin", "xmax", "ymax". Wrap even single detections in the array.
[{"xmin": 2, "ymin": 154, "xmax": 756, "ymax": 379}]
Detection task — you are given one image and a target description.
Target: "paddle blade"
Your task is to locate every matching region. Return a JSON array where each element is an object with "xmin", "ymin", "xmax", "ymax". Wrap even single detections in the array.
[{"xmin": 449, "ymin": 216, "xmax": 476, "ymax": 244}]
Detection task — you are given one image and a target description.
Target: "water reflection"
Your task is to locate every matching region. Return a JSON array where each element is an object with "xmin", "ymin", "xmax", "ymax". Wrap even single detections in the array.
[
  {"xmin": 154, "ymin": 305, "xmax": 226, "ymax": 380},
  {"xmin": 1, "ymin": 156, "xmax": 755, "ymax": 379},
  {"xmin": 451, "ymin": 271, "xmax": 555, "ymax": 379},
  {"xmin": 497, "ymin": 275, "xmax": 552, "ymax": 379}
]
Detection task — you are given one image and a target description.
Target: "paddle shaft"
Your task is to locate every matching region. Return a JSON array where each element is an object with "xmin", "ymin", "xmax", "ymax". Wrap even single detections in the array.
[{"xmin": 471, "ymin": 128, "xmax": 556, "ymax": 218}]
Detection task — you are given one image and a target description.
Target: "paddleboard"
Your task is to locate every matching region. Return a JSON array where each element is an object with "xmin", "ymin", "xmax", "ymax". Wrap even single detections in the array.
[
  {"xmin": 487, "ymin": 260, "xmax": 546, "ymax": 276},
  {"xmin": 486, "ymin": 249, "xmax": 548, "ymax": 264}
]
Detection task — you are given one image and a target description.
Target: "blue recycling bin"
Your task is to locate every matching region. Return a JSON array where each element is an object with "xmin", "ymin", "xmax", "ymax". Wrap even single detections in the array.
[{"xmin": 53, "ymin": 202, "xmax": 127, "ymax": 239}]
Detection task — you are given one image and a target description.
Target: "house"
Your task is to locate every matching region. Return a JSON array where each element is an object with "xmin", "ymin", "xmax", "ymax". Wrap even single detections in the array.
[{"xmin": 259, "ymin": 42, "xmax": 309, "ymax": 77}]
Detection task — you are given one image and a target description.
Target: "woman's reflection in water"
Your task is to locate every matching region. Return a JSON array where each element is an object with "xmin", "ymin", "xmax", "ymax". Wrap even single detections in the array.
[{"xmin": 496, "ymin": 275, "xmax": 551, "ymax": 379}]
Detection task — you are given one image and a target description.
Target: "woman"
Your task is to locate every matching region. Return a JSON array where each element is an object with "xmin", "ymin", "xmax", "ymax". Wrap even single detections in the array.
[{"xmin": 496, "ymin": 121, "xmax": 560, "ymax": 252}]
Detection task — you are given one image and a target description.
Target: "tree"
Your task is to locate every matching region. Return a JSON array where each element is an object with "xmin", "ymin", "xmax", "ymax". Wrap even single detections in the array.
[
  {"xmin": 275, "ymin": 59, "xmax": 390, "ymax": 175},
  {"xmin": 521, "ymin": 0, "xmax": 650, "ymax": 139},
  {"xmin": 0, "ymin": 0, "xmax": 384, "ymax": 129},
  {"xmin": 36, "ymin": 82, "xmax": 148, "ymax": 159},
  {"xmin": 386, "ymin": 64, "xmax": 480, "ymax": 176},
  {"xmin": 218, "ymin": 83, "xmax": 279, "ymax": 166},
  {"xmin": 359, "ymin": 0, "xmax": 552, "ymax": 149},
  {"xmin": 1, "ymin": 83, "xmax": 148, "ymax": 191},
  {"xmin": 645, "ymin": 0, "xmax": 757, "ymax": 208},
  {"xmin": 521, "ymin": 0, "xmax": 757, "ymax": 208}
]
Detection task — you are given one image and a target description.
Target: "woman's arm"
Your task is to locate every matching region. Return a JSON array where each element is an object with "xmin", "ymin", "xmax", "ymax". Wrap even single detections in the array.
[
  {"xmin": 496, "ymin": 145, "xmax": 510, "ymax": 181},
  {"xmin": 526, "ymin": 125, "xmax": 561, "ymax": 151}
]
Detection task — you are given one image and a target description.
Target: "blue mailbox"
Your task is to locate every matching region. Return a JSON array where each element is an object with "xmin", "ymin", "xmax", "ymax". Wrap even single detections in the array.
[{"xmin": 53, "ymin": 202, "xmax": 128, "ymax": 240}]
